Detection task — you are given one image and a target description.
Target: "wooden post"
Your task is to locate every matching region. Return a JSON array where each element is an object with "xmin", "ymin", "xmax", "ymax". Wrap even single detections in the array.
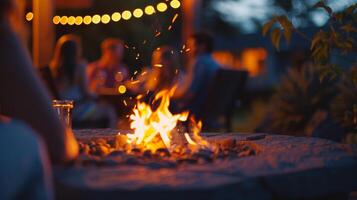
[
  {"xmin": 182, "ymin": 0, "xmax": 202, "ymax": 42},
  {"xmin": 33, "ymin": 0, "xmax": 54, "ymax": 68}
]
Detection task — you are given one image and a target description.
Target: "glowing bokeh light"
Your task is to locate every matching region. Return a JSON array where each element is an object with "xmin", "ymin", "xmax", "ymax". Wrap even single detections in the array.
[
  {"xmin": 157, "ymin": 3, "xmax": 168, "ymax": 12},
  {"xmin": 122, "ymin": 10, "xmax": 132, "ymax": 20},
  {"xmin": 60, "ymin": 16, "xmax": 68, "ymax": 25},
  {"xmin": 83, "ymin": 15, "xmax": 92, "ymax": 25},
  {"xmin": 26, "ymin": 12, "xmax": 33, "ymax": 21},
  {"xmin": 53, "ymin": 16, "xmax": 60, "ymax": 24},
  {"xmin": 26, "ymin": 1, "xmax": 181, "ymax": 25},
  {"xmin": 145, "ymin": 5, "xmax": 155, "ymax": 15},
  {"xmin": 101, "ymin": 14, "xmax": 111, "ymax": 24},
  {"xmin": 68, "ymin": 16, "xmax": 75, "ymax": 25},
  {"xmin": 118, "ymin": 85, "xmax": 127, "ymax": 94},
  {"xmin": 133, "ymin": 8, "xmax": 143, "ymax": 18},
  {"xmin": 75, "ymin": 16, "xmax": 83, "ymax": 25},
  {"xmin": 92, "ymin": 15, "xmax": 101, "ymax": 24},
  {"xmin": 170, "ymin": 0, "xmax": 181, "ymax": 9},
  {"xmin": 112, "ymin": 12, "xmax": 121, "ymax": 22}
]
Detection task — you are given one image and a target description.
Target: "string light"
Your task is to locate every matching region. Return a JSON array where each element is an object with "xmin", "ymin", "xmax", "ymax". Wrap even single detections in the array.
[
  {"xmin": 25, "ymin": 0, "xmax": 181, "ymax": 25},
  {"xmin": 53, "ymin": 16, "xmax": 60, "ymax": 24},
  {"xmin": 157, "ymin": 3, "xmax": 168, "ymax": 12},
  {"xmin": 144, "ymin": 5, "xmax": 155, "ymax": 15},
  {"xmin": 122, "ymin": 10, "xmax": 132, "ymax": 20},
  {"xmin": 83, "ymin": 15, "xmax": 92, "ymax": 25},
  {"xmin": 75, "ymin": 16, "xmax": 83, "ymax": 25},
  {"xmin": 133, "ymin": 8, "xmax": 143, "ymax": 18},
  {"xmin": 60, "ymin": 16, "xmax": 68, "ymax": 25},
  {"xmin": 170, "ymin": 0, "xmax": 181, "ymax": 9},
  {"xmin": 92, "ymin": 14, "xmax": 101, "ymax": 24},
  {"xmin": 25, "ymin": 12, "xmax": 33, "ymax": 21},
  {"xmin": 101, "ymin": 14, "xmax": 111, "ymax": 24},
  {"xmin": 68, "ymin": 16, "xmax": 75, "ymax": 25},
  {"xmin": 112, "ymin": 12, "xmax": 121, "ymax": 22}
]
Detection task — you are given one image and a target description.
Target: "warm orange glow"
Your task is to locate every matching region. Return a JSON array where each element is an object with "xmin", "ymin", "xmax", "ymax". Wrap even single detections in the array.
[
  {"xmin": 74, "ymin": 16, "xmax": 83, "ymax": 25},
  {"xmin": 26, "ymin": 12, "xmax": 34, "ymax": 21},
  {"xmin": 241, "ymin": 48, "xmax": 268, "ymax": 77},
  {"xmin": 133, "ymin": 8, "xmax": 143, "ymax": 18},
  {"xmin": 122, "ymin": 10, "xmax": 132, "ymax": 20},
  {"xmin": 157, "ymin": 2, "xmax": 168, "ymax": 12},
  {"xmin": 126, "ymin": 88, "xmax": 210, "ymax": 152},
  {"xmin": 67, "ymin": 16, "xmax": 75, "ymax": 25},
  {"xmin": 212, "ymin": 51, "xmax": 239, "ymax": 68},
  {"xmin": 83, "ymin": 15, "xmax": 92, "ymax": 25},
  {"xmin": 60, "ymin": 16, "xmax": 68, "ymax": 25},
  {"xmin": 53, "ymin": 16, "xmax": 61, "ymax": 25},
  {"xmin": 118, "ymin": 85, "xmax": 127, "ymax": 94},
  {"xmin": 144, "ymin": 5, "xmax": 155, "ymax": 15},
  {"xmin": 170, "ymin": 0, "xmax": 181, "ymax": 9},
  {"xmin": 101, "ymin": 14, "xmax": 111, "ymax": 24},
  {"xmin": 92, "ymin": 15, "xmax": 101, "ymax": 24},
  {"xmin": 112, "ymin": 12, "xmax": 121, "ymax": 22},
  {"xmin": 212, "ymin": 48, "xmax": 268, "ymax": 77}
]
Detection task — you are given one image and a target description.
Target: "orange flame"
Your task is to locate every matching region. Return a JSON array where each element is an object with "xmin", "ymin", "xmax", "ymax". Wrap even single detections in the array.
[{"xmin": 126, "ymin": 87, "xmax": 210, "ymax": 152}]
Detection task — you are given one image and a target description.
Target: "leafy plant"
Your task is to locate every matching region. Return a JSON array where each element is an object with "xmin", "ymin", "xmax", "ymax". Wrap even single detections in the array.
[
  {"xmin": 263, "ymin": 1, "xmax": 356, "ymax": 81},
  {"xmin": 262, "ymin": 1, "xmax": 357, "ymax": 141},
  {"xmin": 330, "ymin": 67, "xmax": 357, "ymax": 143},
  {"xmin": 265, "ymin": 65, "xmax": 337, "ymax": 136}
]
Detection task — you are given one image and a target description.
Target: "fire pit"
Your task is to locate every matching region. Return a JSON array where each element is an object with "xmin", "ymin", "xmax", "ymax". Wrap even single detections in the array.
[
  {"xmin": 55, "ymin": 129, "xmax": 357, "ymax": 200},
  {"xmin": 54, "ymin": 89, "xmax": 357, "ymax": 200}
]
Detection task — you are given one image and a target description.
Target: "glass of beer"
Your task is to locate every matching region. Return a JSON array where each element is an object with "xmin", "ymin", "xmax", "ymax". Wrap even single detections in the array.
[{"xmin": 52, "ymin": 100, "xmax": 74, "ymax": 129}]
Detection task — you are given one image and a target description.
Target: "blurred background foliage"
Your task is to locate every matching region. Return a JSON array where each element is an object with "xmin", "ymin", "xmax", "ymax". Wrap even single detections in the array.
[{"xmin": 261, "ymin": 1, "xmax": 357, "ymax": 142}]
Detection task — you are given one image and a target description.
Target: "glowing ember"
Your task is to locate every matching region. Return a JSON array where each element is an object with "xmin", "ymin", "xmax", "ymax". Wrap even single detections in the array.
[{"xmin": 124, "ymin": 87, "xmax": 212, "ymax": 153}]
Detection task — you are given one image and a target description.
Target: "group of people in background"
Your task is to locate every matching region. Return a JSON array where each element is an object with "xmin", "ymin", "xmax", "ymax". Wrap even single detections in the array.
[{"xmin": 46, "ymin": 32, "xmax": 221, "ymax": 127}]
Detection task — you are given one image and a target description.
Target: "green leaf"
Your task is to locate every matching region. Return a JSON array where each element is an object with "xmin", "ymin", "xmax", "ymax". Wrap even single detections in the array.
[
  {"xmin": 262, "ymin": 18, "xmax": 277, "ymax": 36},
  {"xmin": 271, "ymin": 28, "xmax": 282, "ymax": 50},
  {"xmin": 314, "ymin": 1, "xmax": 333, "ymax": 15}
]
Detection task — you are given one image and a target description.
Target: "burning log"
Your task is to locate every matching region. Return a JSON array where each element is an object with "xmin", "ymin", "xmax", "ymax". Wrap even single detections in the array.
[{"xmin": 77, "ymin": 135, "xmax": 258, "ymax": 169}]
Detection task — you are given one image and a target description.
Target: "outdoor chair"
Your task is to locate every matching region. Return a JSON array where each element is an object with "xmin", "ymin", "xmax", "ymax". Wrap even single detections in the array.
[{"xmin": 197, "ymin": 69, "xmax": 248, "ymax": 132}]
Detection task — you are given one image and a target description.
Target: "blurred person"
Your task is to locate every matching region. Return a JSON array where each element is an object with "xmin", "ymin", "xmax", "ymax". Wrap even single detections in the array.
[
  {"xmin": 174, "ymin": 32, "xmax": 221, "ymax": 115},
  {"xmin": 50, "ymin": 35, "xmax": 117, "ymax": 128},
  {"xmin": 146, "ymin": 46, "xmax": 180, "ymax": 92},
  {"xmin": 127, "ymin": 46, "xmax": 181, "ymax": 94},
  {"xmin": 87, "ymin": 38, "xmax": 129, "ymax": 93},
  {"xmin": 0, "ymin": 1, "xmax": 77, "ymax": 199}
]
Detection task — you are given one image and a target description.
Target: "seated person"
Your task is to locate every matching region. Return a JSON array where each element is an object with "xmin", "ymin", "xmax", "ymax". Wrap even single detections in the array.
[
  {"xmin": 50, "ymin": 35, "xmax": 117, "ymax": 128},
  {"xmin": 0, "ymin": 117, "xmax": 54, "ymax": 200},
  {"xmin": 174, "ymin": 32, "xmax": 221, "ymax": 115},
  {"xmin": 87, "ymin": 38, "xmax": 129, "ymax": 93},
  {"xmin": 0, "ymin": 2, "xmax": 77, "ymax": 198},
  {"xmin": 127, "ymin": 46, "xmax": 181, "ymax": 95}
]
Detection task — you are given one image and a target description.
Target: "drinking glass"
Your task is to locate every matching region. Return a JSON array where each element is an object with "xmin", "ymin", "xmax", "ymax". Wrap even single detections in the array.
[{"xmin": 52, "ymin": 100, "xmax": 74, "ymax": 129}]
